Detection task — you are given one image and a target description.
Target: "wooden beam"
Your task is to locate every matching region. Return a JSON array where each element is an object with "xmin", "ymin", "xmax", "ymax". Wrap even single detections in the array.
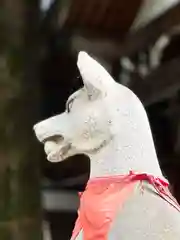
[
  {"xmin": 72, "ymin": 3, "xmax": 180, "ymax": 60},
  {"xmin": 71, "ymin": 35, "xmax": 121, "ymax": 61},
  {"xmin": 120, "ymin": 2, "xmax": 180, "ymax": 57},
  {"xmin": 131, "ymin": 0, "xmax": 179, "ymax": 30},
  {"xmin": 130, "ymin": 57, "xmax": 180, "ymax": 106}
]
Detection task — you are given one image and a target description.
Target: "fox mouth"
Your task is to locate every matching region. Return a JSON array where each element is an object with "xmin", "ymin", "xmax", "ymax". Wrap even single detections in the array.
[{"xmin": 43, "ymin": 136, "xmax": 71, "ymax": 162}]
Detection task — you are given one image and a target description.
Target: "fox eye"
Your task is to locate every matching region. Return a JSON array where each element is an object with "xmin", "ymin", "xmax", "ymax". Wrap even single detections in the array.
[{"xmin": 66, "ymin": 98, "xmax": 74, "ymax": 113}]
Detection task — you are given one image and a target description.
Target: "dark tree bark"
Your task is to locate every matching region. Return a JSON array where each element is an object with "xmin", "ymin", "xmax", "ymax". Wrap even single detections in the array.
[{"xmin": 0, "ymin": 0, "xmax": 42, "ymax": 239}]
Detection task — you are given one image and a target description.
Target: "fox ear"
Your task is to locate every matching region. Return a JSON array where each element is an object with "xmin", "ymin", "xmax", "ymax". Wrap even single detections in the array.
[{"xmin": 77, "ymin": 51, "xmax": 115, "ymax": 99}]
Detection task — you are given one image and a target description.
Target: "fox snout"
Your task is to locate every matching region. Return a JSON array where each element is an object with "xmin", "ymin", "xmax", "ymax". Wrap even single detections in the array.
[{"xmin": 33, "ymin": 113, "xmax": 69, "ymax": 143}]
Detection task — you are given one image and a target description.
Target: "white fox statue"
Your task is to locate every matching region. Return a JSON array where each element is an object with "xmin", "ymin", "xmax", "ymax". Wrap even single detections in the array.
[{"xmin": 34, "ymin": 52, "xmax": 180, "ymax": 239}]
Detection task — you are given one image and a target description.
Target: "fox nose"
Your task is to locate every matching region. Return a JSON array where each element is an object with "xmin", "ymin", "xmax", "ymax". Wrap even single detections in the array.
[
  {"xmin": 33, "ymin": 121, "xmax": 60, "ymax": 143},
  {"xmin": 33, "ymin": 120, "xmax": 65, "ymax": 143},
  {"xmin": 33, "ymin": 122, "xmax": 48, "ymax": 142},
  {"xmin": 33, "ymin": 112, "xmax": 69, "ymax": 143}
]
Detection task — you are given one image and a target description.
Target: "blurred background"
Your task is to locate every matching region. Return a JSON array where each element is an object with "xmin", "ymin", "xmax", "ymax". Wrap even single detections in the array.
[{"xmin": 1, "ymin": 0, "xmax": 180, "ymax": 239}]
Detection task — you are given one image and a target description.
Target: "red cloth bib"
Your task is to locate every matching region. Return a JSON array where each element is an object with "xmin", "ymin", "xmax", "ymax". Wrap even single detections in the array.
[{"xmin": 71, "ymin": 171, "xmax": 180, "ymax": 240}]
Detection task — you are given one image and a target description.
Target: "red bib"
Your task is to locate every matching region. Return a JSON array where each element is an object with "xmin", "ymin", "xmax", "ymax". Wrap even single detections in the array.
[{"xmin": 71, "ymin": 171, "xmax": 180, "ymax": 240}]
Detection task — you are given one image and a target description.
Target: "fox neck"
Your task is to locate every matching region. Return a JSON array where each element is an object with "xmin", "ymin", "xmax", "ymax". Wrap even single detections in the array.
[{"xmin": 88, "ymin": 126, "xmax": 163, "ymax": 179}]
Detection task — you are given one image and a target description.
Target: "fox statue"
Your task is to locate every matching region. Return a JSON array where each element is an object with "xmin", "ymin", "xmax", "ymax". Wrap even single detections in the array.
[{"xmin": 34, "ymin": 52, "xmax": 180, "ymax": 239}]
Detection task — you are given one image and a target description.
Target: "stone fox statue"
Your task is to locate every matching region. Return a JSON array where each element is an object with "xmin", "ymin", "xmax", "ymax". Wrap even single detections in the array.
[{"xmin": 34, "ymin": 52, "xmax": 180, "ymax": 240}]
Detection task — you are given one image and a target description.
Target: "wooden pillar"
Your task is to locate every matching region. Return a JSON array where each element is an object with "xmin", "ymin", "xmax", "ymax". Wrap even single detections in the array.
[{"xmin": 0, "ymin": 0, "xmax": 42, "ymax": 239}]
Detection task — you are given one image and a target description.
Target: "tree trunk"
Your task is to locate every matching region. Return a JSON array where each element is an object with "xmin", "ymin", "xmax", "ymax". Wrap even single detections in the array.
[{"xmin": 0, "ymin": 0, "xmax": 42, "ymax": 239}]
